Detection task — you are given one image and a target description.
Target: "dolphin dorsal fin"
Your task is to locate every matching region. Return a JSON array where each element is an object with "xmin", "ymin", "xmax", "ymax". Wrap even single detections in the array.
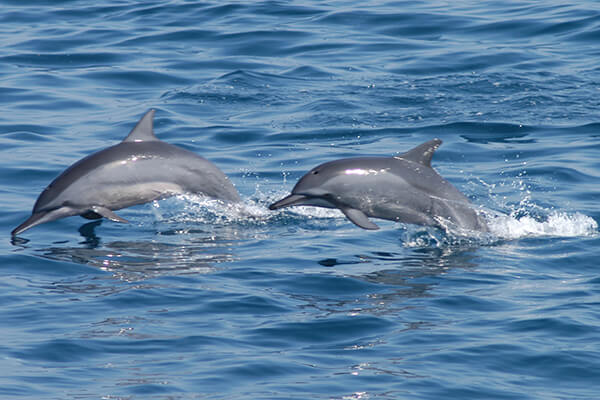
[
  {"xmin": 394, "ymin": 138, "xmax": 442, "ymax": 167},
  {"xmin": 123, "ymin": 109, "xmax": 158, "ymax": 142}
]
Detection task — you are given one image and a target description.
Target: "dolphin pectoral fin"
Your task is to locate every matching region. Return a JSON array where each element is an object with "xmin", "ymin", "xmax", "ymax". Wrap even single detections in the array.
[
  {"xmin": 90, "ymin": 206, "xmax": 129, "ymax": 224},
  {"xmin": 340, "ymin": 207, "xmax": 380, "ymax": 230}
]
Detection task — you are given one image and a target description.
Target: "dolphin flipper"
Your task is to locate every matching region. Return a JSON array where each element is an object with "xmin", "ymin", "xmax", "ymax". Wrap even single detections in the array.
[
  {"xmin": 340, "ymin": 207, "xmax": 380, "ymax": 230},
  {"xmin": 91, "ymin": 206, "xmax": 129, "ymax": 224}
]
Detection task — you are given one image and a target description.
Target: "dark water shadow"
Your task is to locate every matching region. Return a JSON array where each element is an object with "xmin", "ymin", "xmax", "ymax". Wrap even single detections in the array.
[
  {"xmin": 357, "ymin": 245, "xmax": 478, "ymax": 288},
  {"xmin": 78, "ymin": 220, "xmax": 103, "ymax": 248},
  {"xmin": 309, "ymin": 243, "xmax": 480, "ymax": 317}
]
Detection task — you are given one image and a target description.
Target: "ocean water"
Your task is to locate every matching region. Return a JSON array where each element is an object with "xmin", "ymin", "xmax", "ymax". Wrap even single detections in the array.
[{"xmin": 1, "ymin": 1, "xmax": 600, "ymax": 399}]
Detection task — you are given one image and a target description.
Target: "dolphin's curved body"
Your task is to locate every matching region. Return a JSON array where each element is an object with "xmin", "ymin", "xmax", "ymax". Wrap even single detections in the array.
[
  {"xmin": 269, "ymin": 139, "xmax": 487, "ymax": 232},
  {"xmin": 12, "ymin": 110, "xmax": 240, "ymax": 235}
]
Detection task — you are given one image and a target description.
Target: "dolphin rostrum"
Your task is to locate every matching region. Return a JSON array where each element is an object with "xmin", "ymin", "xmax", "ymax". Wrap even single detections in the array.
[
  {"xmin": 269, "ymin": 139, "xmax": 487, "ymax": 232},
  {"xmin": 12, "ymin": 110, "xmax": 241, "ymax": 236}
]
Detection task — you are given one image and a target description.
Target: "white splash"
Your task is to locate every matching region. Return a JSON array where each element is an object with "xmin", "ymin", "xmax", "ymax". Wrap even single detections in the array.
[
  {"xmin": 147, "ymin": 185, "xmax": 597, "ymax": 242},
  {"xmin": 168, "ymin": 193, "xmax": 272, "ymax": 224},
  {"xmin": 475, "ymin": 172, "xmax": 598, "ymax": 240},
  {"xmin": 487, "ymin": 211, "xmax": 597, "ymax": 239}
]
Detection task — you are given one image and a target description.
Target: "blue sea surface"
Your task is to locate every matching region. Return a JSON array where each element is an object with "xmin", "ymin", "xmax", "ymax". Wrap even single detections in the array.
[{"xmin": 1, "ymin": 1, "xmax": 600, "ymax": 399}]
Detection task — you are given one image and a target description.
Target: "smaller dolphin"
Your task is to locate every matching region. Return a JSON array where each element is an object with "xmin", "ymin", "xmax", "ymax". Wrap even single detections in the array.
[
  {"xmin": 12, "ymin": 110, "xmax": 240, "ymax": 236},
  {"xmin": 269, "ymin": 139, "xmax": 487, "ymax": 232}
]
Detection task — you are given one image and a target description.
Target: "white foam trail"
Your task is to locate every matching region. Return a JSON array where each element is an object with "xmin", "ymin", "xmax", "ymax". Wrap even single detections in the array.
[{"xmin": 487, "ymin": 211, "xmax": 597, "ymax": 239}]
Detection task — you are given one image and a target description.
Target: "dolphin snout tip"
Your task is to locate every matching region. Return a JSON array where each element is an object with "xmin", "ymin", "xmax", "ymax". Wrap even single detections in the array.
[
  {"xmin": 268, "ymin": 199, "xmax": 289, "ymax": 210},
  {"xmin": 11, "ymin": 213, "xmax": 45, "ymax": 236}
]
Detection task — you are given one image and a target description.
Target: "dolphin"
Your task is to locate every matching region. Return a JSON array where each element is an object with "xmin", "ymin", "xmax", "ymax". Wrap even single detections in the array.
[
  {"xmin": 269, "ymin": 139, "xmax": 487, "ymax": 232},
  {"xmin": 12, "ymin": 110, "xmax": 241, "ymax": 236}
]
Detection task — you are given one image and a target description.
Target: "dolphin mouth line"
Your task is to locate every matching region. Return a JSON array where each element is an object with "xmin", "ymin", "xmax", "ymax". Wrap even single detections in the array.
[{"xmin": 268, "ymin": 194, "xmax": 308, "ymax": 210}]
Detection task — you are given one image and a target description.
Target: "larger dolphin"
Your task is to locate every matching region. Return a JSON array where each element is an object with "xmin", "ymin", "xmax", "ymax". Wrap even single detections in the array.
[
  {"xmin": 269, "ymin": 139, "xmax": 487, "ymax": 232},
  {"xmin": 12, "ymin": 110, "xmax": 240, "ymax": 236}
]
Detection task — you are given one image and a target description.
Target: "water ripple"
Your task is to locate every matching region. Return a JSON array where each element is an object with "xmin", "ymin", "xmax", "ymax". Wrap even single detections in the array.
[{"xmin": 1, "ymin": 1, "xmax": 599, "ymax": 399}]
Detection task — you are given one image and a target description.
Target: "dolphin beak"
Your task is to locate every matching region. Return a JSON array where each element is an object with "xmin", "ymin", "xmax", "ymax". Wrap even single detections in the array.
[
  {"xmin": 268, "ymin": 194, "xmax": 309, "ymax": 210},
  {"xmin": 12, "ymin": 206, "xmax": 79, "ymax": 236},
  {"xmin": 12, "ymin": 212, "xmax": 51, "ymax": 236}
]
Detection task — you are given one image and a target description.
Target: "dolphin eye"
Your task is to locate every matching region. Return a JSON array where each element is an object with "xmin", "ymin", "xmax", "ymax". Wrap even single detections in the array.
[{"xmin": 312, "ymin": 170, "xmax": 319, "ymax": 175}]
